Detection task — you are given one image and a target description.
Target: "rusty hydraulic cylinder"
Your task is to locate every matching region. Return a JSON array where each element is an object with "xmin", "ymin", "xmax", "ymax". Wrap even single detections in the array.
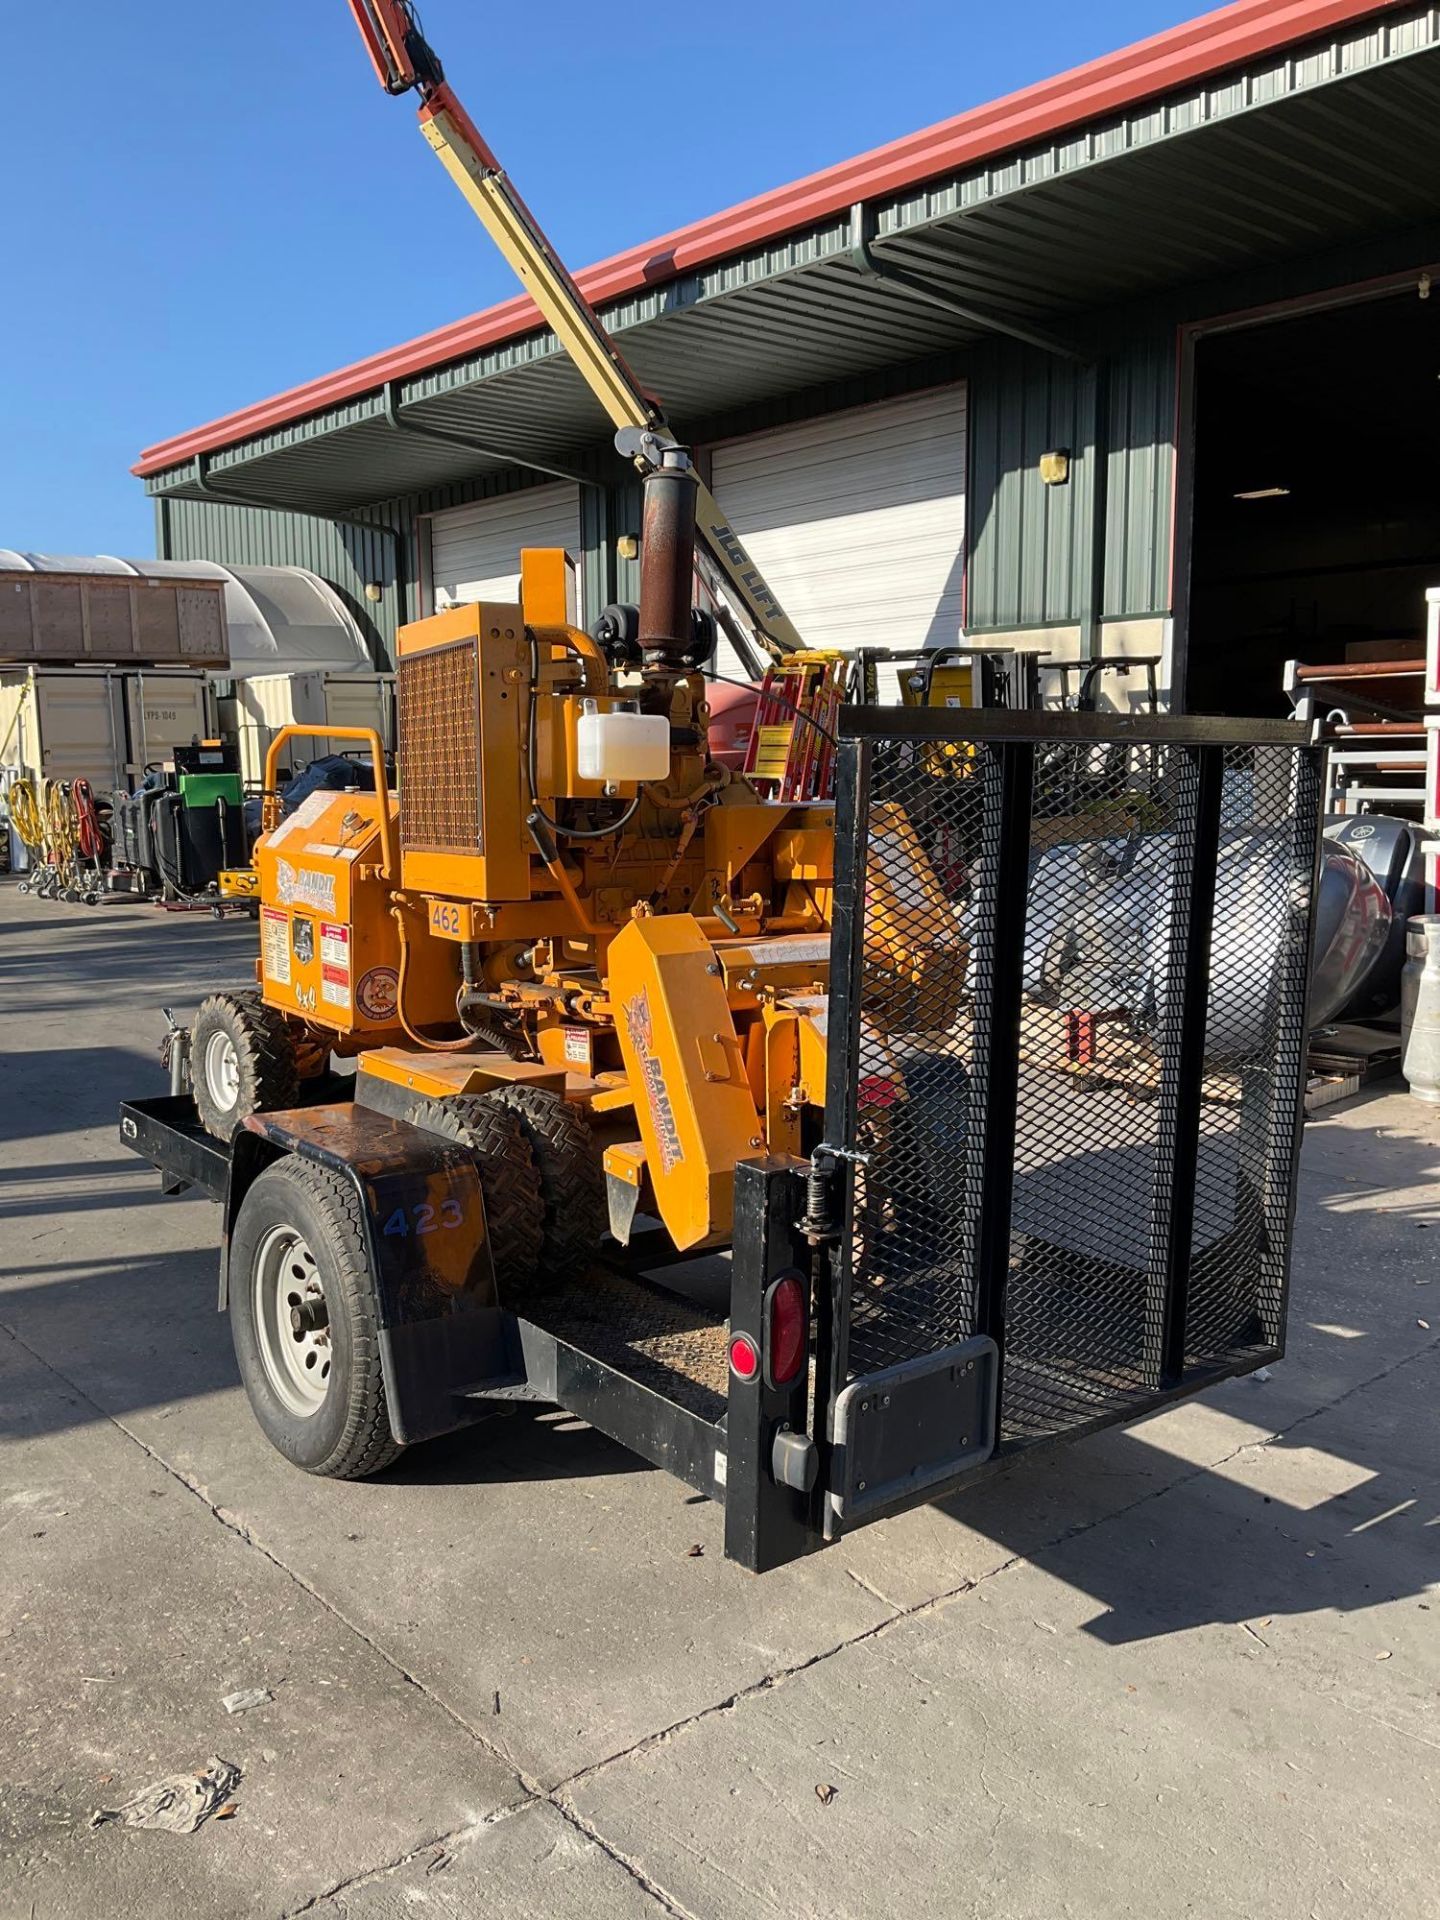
[{"xmin": 637, "ymin": 446, "xmax": 699, "ymax": 668}]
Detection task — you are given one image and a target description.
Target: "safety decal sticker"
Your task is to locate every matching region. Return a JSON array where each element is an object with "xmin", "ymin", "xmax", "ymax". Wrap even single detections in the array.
[
  {"xmin": 320, "ymin": 922, "xmax": 351, "ymax": 1009},
  {"xmin": 263, "ymin": 791, "xmax": 332, "ymax": 850},
  {"xmin": 562, "ymin": 1026, "xmax": 592, "ymax": 1069},
  {"xmin": 291, "ymin": 916, "xmax": 315, "ymax": 968},
  {"xmin": 274, "ymin": 858, "xmax": 337, "ymax": 915},
  {"xmin": 355, "ymin": 966, "xmax": 399, "ymax": 1023},
  {"xmin": 261, "ymin": 907, "xmax": 290, "ymax": 985}
]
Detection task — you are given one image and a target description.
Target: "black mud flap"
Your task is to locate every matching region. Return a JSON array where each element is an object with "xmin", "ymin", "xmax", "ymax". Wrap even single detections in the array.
[
  {"xmin": 826, "ymin": 1334, "xmax": 998, "ymax": 1536},
  {"xmin": 228, "ymin": 1104, "xmax": 517, "ymax": 1446}
]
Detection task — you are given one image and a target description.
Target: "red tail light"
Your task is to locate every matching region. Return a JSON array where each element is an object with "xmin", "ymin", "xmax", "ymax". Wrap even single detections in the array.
[
  {"xmin": 728, "ymin": 1332, "xmax": 760, "ymax": 1380},
  {"xmin": 765, "ymin": 1272, "xmax": 808, "ymax": 1388}
]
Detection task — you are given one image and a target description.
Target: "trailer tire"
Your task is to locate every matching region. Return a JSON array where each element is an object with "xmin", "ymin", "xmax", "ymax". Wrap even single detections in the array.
[
  {"xmin": 229, "ymin": 1156, "xmax": 403, "ymax": 1478},
  {"xmin": 404, "ymin": 1094, "xmax": 545, "ymax": 1298},
  {"xmin": 487, "ymin": 1085, "xmax": 604, "ymax": 1283},
  {"xmin": 192, "ymin": 991, "xmax": 300, "ymax": 1140}
]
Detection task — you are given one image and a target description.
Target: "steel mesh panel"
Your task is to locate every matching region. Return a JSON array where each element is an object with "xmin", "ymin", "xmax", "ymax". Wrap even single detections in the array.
[
  {"xmin": 398, "ymin": 642, "xmax": 482, "ymax": 852},
  {"xmin": 1185, "ymin": 746, "xmax": 1315, "ymax": 1367},
  {"xmin": 842, "ymin": 736, "xmax": 984, "ymax": 1376},
  {"xmin": 1001, "ymin": 740, "xmax": 1180, "ymax": 1440},
  {"xmin": 825, "ymin": 717, "xmax": 1319, "ymax": 1466}
]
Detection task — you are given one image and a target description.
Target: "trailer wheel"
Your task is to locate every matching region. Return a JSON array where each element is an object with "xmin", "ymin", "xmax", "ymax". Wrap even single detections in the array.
[
  {"xmin": 192, "ymin": 991, "xmax": 300, "ymax": 1139},
  {"xmin": 405, "ymin": 1094, "xmax": 545, "ymax": 1297},
  {"xmin": 229, "ymin": 1156, "xmax": 402, "ymax": 1478},
  {"xmin": 488, "ymin": 1085, "xmax": 604, "ymax": 1282}
]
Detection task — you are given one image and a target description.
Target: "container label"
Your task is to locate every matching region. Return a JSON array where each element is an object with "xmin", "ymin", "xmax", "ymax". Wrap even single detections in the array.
[{"xmin": 261, "ymin": 906, "xmax": 290, "ymax": 985}]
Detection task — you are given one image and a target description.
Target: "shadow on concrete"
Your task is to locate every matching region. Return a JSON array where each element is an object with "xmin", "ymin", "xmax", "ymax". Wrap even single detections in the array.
[{"xmin": 0, "ymin": 1051, "xmax": 168, "ymax": 1144}]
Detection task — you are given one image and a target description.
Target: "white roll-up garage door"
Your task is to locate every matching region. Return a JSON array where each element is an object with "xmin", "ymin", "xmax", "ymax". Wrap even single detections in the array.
[
  {"xmin": 427, "ymin": 483, "xmax": 583, "ymax": 616},
  {"xmin": 707, "ymin": 384, "xmax": 967, "ymax": 685}
]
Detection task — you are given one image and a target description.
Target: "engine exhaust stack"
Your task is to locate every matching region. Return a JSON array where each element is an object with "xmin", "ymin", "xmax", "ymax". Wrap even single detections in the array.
[{"xmin": 637, "ymin": 446, "xmax": 699, "ymax": 669}]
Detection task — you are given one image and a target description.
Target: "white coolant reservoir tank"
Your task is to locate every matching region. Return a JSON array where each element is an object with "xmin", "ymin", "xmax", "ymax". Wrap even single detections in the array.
[
  {"xmin": 1401, "ymin": 915, "xmax": 1440, "ymax": 1105},
  {"xmin": 576, "ymin": 699, "xmax": 670, "ymax": 783}
]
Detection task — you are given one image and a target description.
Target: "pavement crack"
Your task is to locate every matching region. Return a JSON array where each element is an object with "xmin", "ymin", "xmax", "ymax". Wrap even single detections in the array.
[
  {"xmin": 549, "ymin": 1800, "xmax": 703, "ymax": 1920},
  {"xmin": 0, "ymin": 1319, "xmax": 703, "ymax": 1920},
  {"xmin": 845, "ymin": 1565, "xmax": 899, "ymax": 1608},
  {"xmin": 280, "ymin": 1806, "xmax": 527, "ymax": 1917}
]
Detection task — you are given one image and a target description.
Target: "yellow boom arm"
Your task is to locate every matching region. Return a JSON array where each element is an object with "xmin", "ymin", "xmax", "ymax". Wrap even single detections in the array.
[{"xmin": 346, "ymin": 0, "xmax": 802, "ymax": 662}]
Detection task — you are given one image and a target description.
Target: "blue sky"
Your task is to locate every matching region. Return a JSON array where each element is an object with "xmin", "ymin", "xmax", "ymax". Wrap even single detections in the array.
[{"xmin": 1, "ymin": 0, "xmax": 1197, "ymax": 558}]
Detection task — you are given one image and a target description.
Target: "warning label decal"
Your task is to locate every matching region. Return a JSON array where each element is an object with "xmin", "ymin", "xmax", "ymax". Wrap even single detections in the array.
[{"xmin": 261, "ymin": 907, "xmax": 290, "ymax": 985}]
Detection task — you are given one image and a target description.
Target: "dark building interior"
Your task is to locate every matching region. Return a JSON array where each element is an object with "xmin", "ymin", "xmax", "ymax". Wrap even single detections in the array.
[{"xmin": 1184, "ymin": 284, "xmax": 1440, "ymax": 715}]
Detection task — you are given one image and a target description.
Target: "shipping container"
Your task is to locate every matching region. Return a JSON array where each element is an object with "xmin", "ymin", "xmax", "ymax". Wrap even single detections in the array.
[
  {"xmin": 0, "ymin": 667, "xmax": 216, "ymax": 790},
  {"xmin": 233, "ymin": 671, "xmax": 395, "ymax": 785},
  {"xmin": 0, "ymin": 557, "xmax": 228, "ymax": 669}
]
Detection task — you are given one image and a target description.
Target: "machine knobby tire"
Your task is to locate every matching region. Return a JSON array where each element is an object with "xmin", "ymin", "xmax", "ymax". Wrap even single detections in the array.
[
  {"xmin": 192, "ymin": 991, "xmax": 300, "ymax": 1139},
  {"xmin": 486, "ymin": 1085, "xmax": 605, "ymax": 1283},
  {"xmin": 404, "ymin": 1093, "xmax": 545, "ymax": 1297},
  {"xmin": 229, "ymin": 1157, "xmax": 403, "ymax": 1479}
]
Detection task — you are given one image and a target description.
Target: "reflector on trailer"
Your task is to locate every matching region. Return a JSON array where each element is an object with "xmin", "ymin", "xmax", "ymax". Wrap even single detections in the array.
[{"xmin": 764, "ymin": 1272, "xmax": 807, "ymax": 1388}]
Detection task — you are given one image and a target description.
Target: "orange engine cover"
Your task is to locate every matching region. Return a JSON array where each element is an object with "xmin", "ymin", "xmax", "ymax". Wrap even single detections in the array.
[{"xmin": 253, "ymin": 791, "xmax": 456, "ymax": 1037}]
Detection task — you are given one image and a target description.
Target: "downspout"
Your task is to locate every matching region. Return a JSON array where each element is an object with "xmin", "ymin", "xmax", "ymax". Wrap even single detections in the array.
[
  {"xmin": 1079, "ymin": 359, "xmax": 1111, "ymax": 664},
  {"xmin": 850, "ymin": 202, "xmax": 1090, "ymax": 365},
  {"xmin": 382, "ymin": 380, "xmax": 601, "ymax": 491},
  {"xmin": 850, "ymin": 201, "xmax": 1105, "ymax": 661}
]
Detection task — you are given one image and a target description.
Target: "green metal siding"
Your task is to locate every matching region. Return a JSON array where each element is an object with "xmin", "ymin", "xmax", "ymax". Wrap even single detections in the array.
[
  {"xmin": 1105, "ymin": 326, "xmax": 1175, "ymax": 618},
  {"xmin": 966, "ymin": 340, "xmax": 1095, "ymax": 631}
]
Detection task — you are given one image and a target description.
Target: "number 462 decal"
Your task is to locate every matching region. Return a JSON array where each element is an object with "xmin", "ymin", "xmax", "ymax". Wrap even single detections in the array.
[{"xmin": 383, "ymin": 1198, "xmax": 465, "ymax": 1237}]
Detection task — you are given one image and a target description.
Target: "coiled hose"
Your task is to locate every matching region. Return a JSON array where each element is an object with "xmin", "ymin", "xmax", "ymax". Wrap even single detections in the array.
[
  {"xmin": 8, "ymin": 777, "xmax": 46, "ymax": 861},
  {"xmin": 71, "ymin": 779, "xmax": 105, "ymax": 862}
]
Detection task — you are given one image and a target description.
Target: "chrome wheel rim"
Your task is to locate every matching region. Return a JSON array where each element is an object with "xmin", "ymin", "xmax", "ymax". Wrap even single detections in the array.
[
  {"xmin": 252, "ymin": 1225, "xmax": 332, "ymax": 1418},
  {"xmin": 204, "ymin": 1030, "xmax": 241, "ymax": 1112}
]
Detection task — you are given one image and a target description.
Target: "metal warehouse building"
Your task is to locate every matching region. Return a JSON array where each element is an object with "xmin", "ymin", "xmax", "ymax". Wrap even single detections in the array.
[{"xmin": 136, "ymin": 0, "xmax": 1440, "ymax": 715}]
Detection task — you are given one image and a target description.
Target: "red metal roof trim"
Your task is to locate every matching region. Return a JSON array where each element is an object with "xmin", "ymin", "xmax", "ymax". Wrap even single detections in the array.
[{"xmin": 135, "ymin": 0, "xmax": 1400, "ymax": 477}]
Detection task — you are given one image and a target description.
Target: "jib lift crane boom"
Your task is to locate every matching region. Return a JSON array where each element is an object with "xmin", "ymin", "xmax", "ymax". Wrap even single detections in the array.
[{"xmin": 347, "ymin": 0, "xmax": 801, "ymax": 670}]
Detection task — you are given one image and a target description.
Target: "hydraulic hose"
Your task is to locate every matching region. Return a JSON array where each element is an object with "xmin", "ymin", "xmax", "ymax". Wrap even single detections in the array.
[{"xmin": 389, "ymin": 900, "xmax": 477, "ymax": 1053}]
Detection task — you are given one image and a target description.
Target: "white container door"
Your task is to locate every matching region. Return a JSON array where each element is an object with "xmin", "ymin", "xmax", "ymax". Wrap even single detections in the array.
[
  {"xmin": 427, "ymin": 484, "xmax": 583, "ymax": 619},
  {"xmin": 707, "ymin": 384, "xmax": 967, "ymax": 688}
]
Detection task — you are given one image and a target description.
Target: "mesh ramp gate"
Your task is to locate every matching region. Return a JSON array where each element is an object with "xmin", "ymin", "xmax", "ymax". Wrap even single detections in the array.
[{"xmin": 818, "ymin": 709, "xmax": 1322, "ymax": 1536}]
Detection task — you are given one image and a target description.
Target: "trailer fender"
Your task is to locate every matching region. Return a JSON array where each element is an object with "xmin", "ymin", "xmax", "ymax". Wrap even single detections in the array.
[{"xmin": 221, "ymin": 1102, "xmax": 515, "ymax": 1445}]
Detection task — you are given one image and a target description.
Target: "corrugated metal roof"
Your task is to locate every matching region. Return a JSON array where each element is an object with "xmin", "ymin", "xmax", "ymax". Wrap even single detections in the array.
[{"xmin": 142, "ymin": 0, "xmax": 1439, "ymax": 512}]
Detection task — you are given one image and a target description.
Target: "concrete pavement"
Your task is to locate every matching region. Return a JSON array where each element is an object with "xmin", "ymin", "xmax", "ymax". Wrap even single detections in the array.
[{"xmin": 0, "ymin": 878, "xmax": 1435, "ymax": 1918}]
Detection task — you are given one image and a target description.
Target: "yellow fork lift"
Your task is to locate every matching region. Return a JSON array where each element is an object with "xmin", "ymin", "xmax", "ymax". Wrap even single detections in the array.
[{"xmin": 121, "ymin": 1, "xmax": 1325, "ymax": 1570}]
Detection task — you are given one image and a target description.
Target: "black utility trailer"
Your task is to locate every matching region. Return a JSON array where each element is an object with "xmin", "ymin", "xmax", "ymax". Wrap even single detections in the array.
[{"xmin": 120, "ymin": 713, "xmax": 1324, "ymax": 1572}]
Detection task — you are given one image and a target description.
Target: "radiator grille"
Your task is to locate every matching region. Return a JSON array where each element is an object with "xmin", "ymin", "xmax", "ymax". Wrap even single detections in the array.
[{"xmin": 398, "ymin": 641, "xmax": 482, "ymax": 853}]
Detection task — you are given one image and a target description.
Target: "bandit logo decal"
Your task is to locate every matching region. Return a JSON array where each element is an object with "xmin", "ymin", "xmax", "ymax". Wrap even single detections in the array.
[
  {"xmin": 623, "ymin": 989, "xmax": 684, "ymax": 1174},
  {"xmin": 274, "ymin": 859, "xmax": 337, "ymax": 915}
]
